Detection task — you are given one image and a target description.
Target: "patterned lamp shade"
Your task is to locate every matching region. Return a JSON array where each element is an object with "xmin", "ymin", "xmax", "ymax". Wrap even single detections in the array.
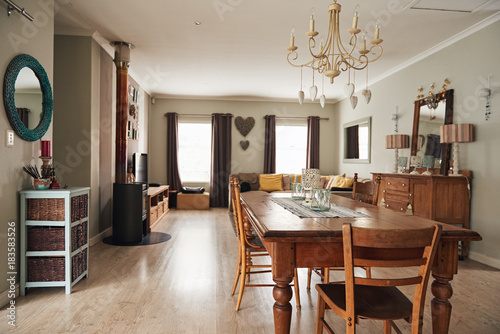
[
  {"xmin": 440, "ymin": 124, "xmax": 474, "ymax": 143},
  {"xmin": 385, "ymin": 134, "xmax": 410, "ymax": 149},
  {"xmin": 302, "ymin": 168, "xmax": 321, "ymax": 188}
]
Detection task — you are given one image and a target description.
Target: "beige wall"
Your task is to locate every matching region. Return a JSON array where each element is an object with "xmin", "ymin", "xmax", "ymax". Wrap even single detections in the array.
[
  {"xmin": 0, "ymin": 0, "xmax": 55, "ymax": 297},
  {"xmin": 53, "ymin": 35, "xmax": 101, "ymax": 238},
  {"xmin": 334, "ymin": 20, "xmax": 500, "ymax": 267},
  {"xmin": 149, "ymin": 99, "xmax": 336, "ymax": 189}
]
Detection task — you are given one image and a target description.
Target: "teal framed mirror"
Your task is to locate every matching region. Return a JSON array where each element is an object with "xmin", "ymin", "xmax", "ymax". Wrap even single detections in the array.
[{"xmin": 3, "ymin": 54, "xmax": 53, "ymax": 141}]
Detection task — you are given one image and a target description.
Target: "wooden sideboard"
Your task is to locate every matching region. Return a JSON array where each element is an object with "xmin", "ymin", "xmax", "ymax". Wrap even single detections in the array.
[
  {"xmin": 372, "ymin": 172, "xmax": 471, "ymax": 257},
  {"xmin": 147, "ymin": 185, "xmax": 169, "ymax": 232}
]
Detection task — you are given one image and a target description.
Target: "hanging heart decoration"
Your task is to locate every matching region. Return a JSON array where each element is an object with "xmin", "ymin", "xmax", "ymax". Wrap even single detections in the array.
[
  {"xmin": 362, "ymin": 89, "xmax": 372, "ymax": 104},
  {"xmin": 298, "ymin": 90, "xmax": 305, "ymax": 105},
  {"xmin": 350, "ymin": 95, "xmax": 358, "ymax": 110},
  {"xmin": 309, "ymin": 86, "xmax": 318, "ymax": 101},
  {"xmin": 344, "ymin": 83, "xmax": 355, "ymax": 98},
  {"xmin": 235, "ymin": 116, "xmax": 255, "ymax": 137},
  {"xmin": 319, "ymin": 95, "xmax": 326, "ymax": 108},
  {"xmin": 240, "ymin": 140, "xmax": 250, "ymax": 150}
]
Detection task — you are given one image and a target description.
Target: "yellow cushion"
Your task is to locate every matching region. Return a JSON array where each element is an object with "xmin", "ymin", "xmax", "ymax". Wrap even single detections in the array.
[
  {"xmin": 326, "ymin": 174, "xmax": 344, "ymax": 189},
  {"xmin": 330, "ymin": 175, "xmax": 353, "ymax": 188},
  {"xmin": 259, "ymin": 174, "xmax": 284, "ymax": 192}
]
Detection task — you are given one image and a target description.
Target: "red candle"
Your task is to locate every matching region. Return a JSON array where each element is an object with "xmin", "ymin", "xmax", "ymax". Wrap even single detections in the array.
[{"xmin": 41, "ymin": 140, "xmax": 51, "ymax": 157}]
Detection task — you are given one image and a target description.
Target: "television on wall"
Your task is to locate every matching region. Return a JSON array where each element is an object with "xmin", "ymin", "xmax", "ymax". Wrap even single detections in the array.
[{"xmin": 133, "ymin": 153, "xmax": 148, "ymax": 185}]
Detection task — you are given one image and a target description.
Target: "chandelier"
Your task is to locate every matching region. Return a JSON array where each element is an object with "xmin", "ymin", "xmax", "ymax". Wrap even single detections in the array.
[{"xmin": 286, "ymin": 1, "xmax": 383, "ymax": 106}]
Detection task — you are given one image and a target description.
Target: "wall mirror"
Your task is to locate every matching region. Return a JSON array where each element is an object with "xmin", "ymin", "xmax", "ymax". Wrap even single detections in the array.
[
  {"xmin": 411, "ymin": 89, "xmax": 453, "ymax": 175},
  {"xmin": 3, "ymin": 54, "xmax": 53, "ymax": 141},
  {"xmin": 343, "ymin": 117, "xmax": 371, "ymax": 164}
]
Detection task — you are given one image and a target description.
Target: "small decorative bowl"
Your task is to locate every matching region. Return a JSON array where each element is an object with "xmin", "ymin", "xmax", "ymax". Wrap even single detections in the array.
[{"xmin": 33, "ymin": 178, "xmax": 51, "ymax": 190}]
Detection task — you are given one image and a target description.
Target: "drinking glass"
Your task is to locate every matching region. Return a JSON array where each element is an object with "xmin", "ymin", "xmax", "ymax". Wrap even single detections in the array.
[
  {"xmin": 291, "ymin": 182, "xmax": 306, "ymax": 200},
  {"xmin": 310, "ymin": 188, "xmax": 331, "ymax": 211}
]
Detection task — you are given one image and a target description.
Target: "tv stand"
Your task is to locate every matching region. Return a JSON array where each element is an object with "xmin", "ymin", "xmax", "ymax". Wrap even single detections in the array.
[{"xmin": 147, "ymin": 185, "xmax": 170, "ymax": 232}]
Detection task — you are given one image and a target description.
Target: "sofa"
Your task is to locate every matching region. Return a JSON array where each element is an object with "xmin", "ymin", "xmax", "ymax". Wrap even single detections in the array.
[{"xmin": 228, "ymin": 172, "xmax": 368, "ymax": 211}]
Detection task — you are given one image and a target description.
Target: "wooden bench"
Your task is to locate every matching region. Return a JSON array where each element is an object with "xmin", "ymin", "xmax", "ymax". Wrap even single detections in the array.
[{"xmin": 177, "ymin": 192, "xmax": 210, "ymax": 210}]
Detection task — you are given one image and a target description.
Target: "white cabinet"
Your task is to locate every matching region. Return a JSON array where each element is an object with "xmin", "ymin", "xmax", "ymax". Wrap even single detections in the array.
[{"xmin": 20, "ymin": 187, "xmax": 90, "ymax": 295}]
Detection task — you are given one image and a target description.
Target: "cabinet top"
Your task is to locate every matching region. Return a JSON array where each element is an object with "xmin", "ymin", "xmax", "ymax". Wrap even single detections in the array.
[
  {"xmin": 20, "ymin": 187, "xmax": 90, "ymax": 194},
  {"xmin": 371, "ymin": 172, "xmax": 471, "ymax": 179}
]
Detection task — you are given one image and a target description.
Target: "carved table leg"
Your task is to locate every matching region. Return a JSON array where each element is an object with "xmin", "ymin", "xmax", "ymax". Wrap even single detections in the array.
[
  {"xmin": 273, "ymin": 278, "xmax": 293, "ymax": 334},
  {"xmin": 431, "ymin": 276, "xmax": 453, "ymax": 333},
  {"xmin": 271, "ymin": 242, "xmax": 296, "ymax": 334},
  {"xmin": 430, "ymin": 240, "xmax": 458, "ymax": 334}
]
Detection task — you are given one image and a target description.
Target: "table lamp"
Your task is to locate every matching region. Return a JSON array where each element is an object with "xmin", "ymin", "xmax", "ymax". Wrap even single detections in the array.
[
  {"xmin": 440, "ymin": 123, "xmax": 474, "ymax": 176},
  {"xmin": 385, "ymin": 134, "xmax": 409, "ymax": 173},
  {"xmin": 302, "ymin": 168, "xmax": 320, "ymax": 202}
]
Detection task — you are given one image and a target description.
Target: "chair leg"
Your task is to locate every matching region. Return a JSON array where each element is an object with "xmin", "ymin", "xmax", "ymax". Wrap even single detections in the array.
[
  {"xmin": 383, "ymin": 320, "xmax": 392, "ymax": 334},
  {"xmin": 307, "ymin": 268, "xmax": 312, "ymax": 290},
  {"xmin": 235, "ymin": 249, "xmax": 247, "ymax": 311},
  {"xmin": 246, "ymin": 250, "xmax": 252, "ymax": 283},
  {"xmin": 293, "ymin": 268, "xmax": 301, "ymax": 310},
  {"xmin": 231, "ymin": 246, "xmax": 241, "ymax": 296},
  {"xmin": 315, "ymin": 294, "xmax": 326, "ymax": 334},
  {"xmin": 324, "ymin": 268, "xmax": 330, "ymax": 284}
]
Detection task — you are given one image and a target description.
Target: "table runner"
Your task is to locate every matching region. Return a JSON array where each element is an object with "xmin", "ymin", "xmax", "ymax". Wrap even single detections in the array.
[{"xmin": 271, "ymin": 197, "xmax": 371, "ymax": 218}]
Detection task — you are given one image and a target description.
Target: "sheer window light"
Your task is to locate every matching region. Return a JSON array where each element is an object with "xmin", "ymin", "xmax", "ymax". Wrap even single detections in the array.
[
  {"xmin": 178, "ymin": 120, "xmax": 211, "ymax": 182},
  {"xmin": 276, "ymin": 120, "xmax": 307, "ymax": 174}
]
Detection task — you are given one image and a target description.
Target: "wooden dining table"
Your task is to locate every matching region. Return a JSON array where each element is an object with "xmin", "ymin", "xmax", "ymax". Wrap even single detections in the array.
[{"xmin": 240, "ymin": 191, "xmax": 482, "ymax": 334}]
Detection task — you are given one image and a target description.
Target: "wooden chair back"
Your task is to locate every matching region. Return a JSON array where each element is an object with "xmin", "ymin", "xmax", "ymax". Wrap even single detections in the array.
[
  {"xmin": 352, "ymin": 173, "xmax": 378, "ymax": 204},
  {"xmin": 229, "ymin": 177, "xmax": 241, "ymax": 237},
  {"xmin": 342, "ymin": 222, "xmax": 442, "ymax": 333}
]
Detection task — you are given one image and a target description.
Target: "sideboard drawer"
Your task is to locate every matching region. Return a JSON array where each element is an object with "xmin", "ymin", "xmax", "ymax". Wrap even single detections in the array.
[
  {"xmin": 384, "ymin": 199, "xmax": 409, "ymax": 213},
  {"xmin": 382, "ymin": 189, "xmax": 409, "ymax": 202},
  {"xmin": 383, "ymin": 177, "xmax": 410, "ymax": 191}
]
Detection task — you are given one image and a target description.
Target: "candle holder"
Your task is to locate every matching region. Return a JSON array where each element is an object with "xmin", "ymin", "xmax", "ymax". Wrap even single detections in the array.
[{"xmin": 40, "ymin": 156, "xmax": 52, "ymax": 179}]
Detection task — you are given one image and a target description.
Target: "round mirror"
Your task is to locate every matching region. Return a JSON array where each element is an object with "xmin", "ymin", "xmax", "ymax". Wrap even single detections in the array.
[
  {"xmin": 14, "ymin": 68, "xmax": 43, "ymax": 130},
  {"xmin": 3, "ymin": 54, "xmax": 53, "ymax": 141}
]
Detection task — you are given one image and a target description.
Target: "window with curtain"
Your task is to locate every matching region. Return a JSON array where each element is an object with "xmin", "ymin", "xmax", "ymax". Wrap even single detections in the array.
[
  {"xmin": 275, "ymin": 119, "xmax": 307, "ymax": 174},
  {"xmin": 178, "ymin": 120, "xmax": 211, "ymax": 182}
]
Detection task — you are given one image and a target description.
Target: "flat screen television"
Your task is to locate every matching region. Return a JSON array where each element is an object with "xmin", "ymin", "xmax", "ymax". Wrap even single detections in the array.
[{"xmin": 133, "ymin": 153, "xmax": 148, "ymax": 186}]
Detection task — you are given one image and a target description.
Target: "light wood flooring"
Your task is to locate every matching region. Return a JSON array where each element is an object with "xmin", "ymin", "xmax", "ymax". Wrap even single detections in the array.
[{"xmin": 2, "ymin": 208, "xmax": 500, "ymax": 333}]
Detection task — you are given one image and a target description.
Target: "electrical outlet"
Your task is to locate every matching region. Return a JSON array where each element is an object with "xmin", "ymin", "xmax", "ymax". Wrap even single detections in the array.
[{"xmin": 6, "ymin": 130, "xmax": 14, "ymax": 147}]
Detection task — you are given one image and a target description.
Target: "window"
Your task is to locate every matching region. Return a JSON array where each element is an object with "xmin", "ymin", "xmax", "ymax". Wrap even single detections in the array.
[
  {"xmin": 275, "ymin": 120, "xmax": 307, "ymax": 174},
  {"xmin": 178, "ymin": 120, "xmax": 211, "ymax": 182}
]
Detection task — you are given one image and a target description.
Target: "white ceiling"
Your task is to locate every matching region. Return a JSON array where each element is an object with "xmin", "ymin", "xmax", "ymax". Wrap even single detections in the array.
[{"xmin": 52, "ymin": 0, "xmax": 500, "ymax": 103}]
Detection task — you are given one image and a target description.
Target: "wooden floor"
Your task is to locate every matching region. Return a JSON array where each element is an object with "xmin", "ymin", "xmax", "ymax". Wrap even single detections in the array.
[{"xmin": 2, "ymin": 208, "xmax": 500, "ymax": 333}]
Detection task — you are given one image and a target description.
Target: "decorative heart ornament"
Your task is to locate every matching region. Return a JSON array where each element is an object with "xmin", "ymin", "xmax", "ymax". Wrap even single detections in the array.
[
  {"xmin": 309, "ymin": 86, "xmax": 318, "ymax": 101},
  {"xmin": 344, "ymin": 83, "xmax": 355, "ymax": 98},
  {"xmin": 235, "ymin": 116, "xmax": 255, "ymax": 137},
  {"xmin": 319, "ymin": 95, "xmax": 326, "ymax": 108},
  {"xmin": 350, "ymin": 95, "xmax": 358, "ymax": 109},
  {"xmin": 240, "ymin": 140, "xmax": 250, "ymax": 150},
  {"xmin": 362, "ymin": 89, "xmax": 372, "ymax": 104},
  {"xmin": 298, "ymin": 90, "xmax": 305, "ymax": 105}
]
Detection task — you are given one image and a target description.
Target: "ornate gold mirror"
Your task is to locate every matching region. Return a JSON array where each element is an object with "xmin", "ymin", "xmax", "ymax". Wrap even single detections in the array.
[{"xmin": 411, "ymin": 89, "xmax": 453, "ymax": 175}]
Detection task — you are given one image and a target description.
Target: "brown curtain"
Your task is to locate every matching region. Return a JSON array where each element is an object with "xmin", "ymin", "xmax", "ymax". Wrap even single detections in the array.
[
  {"xmin": 306, "ymin": 116, "xmax": 320, "ymax": 168},
  {"xmin": 263, "ymin": 115, "xmax": 276, "ymax": 174},
  {"xmin": 210, "ymin": 113, "xmax": 233, "ymax": 207},
  {"xmin": 166, "ymin": 112, "xmax": 183, "ymax": 191},
  {"xmin": 346, "ymin": 125, "xmax": 359, "ymax": 159},
  {"xmin": 17, "ymin": 108, "xmax": 30, "ymax": 128}
]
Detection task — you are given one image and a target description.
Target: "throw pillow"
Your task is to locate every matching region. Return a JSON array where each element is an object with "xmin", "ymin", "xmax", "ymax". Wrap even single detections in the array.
[
  {"xmin": 259, "ymin": 174, "xmax": 283, "ymax": 192},
  {"xmin": 282, "ymin": 174, "xmax": 291, "ymax": 191},
  {"xmin": 288, "ymin": 174, "xmax": 302, "ymax": 184},
  {"xmin": 326, "ymin": 174, "xmax": 344, "ymax": 189},
  {"xmin": 330, "ymin": 175, "xmax": 353, "ymax": 188}
]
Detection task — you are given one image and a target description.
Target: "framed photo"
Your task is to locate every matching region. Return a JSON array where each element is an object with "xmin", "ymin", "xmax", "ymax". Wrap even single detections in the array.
[
  {"xmin": 410, "ymin": 155, "xmax": 421, "ymax": 168},
  {"xmin": 398, "ymin": 157, "xmax": 408, "ymax": 168}
]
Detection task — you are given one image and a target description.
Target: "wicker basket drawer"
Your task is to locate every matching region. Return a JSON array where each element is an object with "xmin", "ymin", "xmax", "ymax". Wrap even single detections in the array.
[
  {"xmin": 27, "ymin": 257, "xmax": 65, "ymax": 282},
  {"xmin": 28, "ymin": 198, "xmax": 65, "ymax": 221},
  {"xmin": 27, "ymin": 227, "xmax": 65, "ymax": 251},
  {"xmin": 71, "ymin": 221, "xmax": 88, "ymax": 250},
  {"xmin": 72, "ymin": 249, "xmax": 87, "ymax": 282},
  {"xmin": 150, "ymin": 206, "xmax": 158, "ymax": 222},
  {"xmin": 71, "ymin": 194, "xmax": 89, "ymax": 222}
]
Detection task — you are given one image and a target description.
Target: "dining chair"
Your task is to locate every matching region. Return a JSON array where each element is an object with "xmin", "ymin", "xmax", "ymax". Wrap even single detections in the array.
[
  {"xmin": 307, "ymin": 173, "xmax": 375, "ymax": 289},
  {"xmin": 352, "ymin": 173, "xmax": 379, "ymax": 205},
  {"xmin": 315, "ymin": 222, "xmax": 442, "ymax": 334},
  {"xmin": 230, "ymin": 178, "xmax": 301, "ymax": 311}
]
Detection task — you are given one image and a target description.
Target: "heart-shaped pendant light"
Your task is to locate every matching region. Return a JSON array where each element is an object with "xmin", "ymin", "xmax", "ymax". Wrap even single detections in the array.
[
  {"xmin": 309, "ymin": 86, "xmax": 318, "ymax": 101},
  {"xmin": 298, "ymin": 90, "xmax": 304, "ymax": 105},
  {"xmin": 350, "ymin": 95, "xmax": 358, "ymax": 110}
]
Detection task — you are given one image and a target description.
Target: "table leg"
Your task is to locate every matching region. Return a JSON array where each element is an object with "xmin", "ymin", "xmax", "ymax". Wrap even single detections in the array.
[
  {"xmin": 430, "ymin": 240, "xmax": 458, "ymax": 334},
  {"xmin": 431, "ymin": 275, "xmax": 453, "ymax": 333},
  {"xmin": 271, "ymin": 242, "xmax": 296, "ymax": 334},
  {"xmin": 273, "ymin": 277, "xmax": 293, "ymax": 334}
]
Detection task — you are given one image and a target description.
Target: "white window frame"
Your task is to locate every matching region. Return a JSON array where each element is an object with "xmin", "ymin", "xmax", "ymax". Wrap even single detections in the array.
[
  {"xmin": 177, "ymin": 118, "xmax": 212, "ymax": 183},
  {"xmin": 275, "ymin": 119, "xmax": 308, "ymax": 174}
]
